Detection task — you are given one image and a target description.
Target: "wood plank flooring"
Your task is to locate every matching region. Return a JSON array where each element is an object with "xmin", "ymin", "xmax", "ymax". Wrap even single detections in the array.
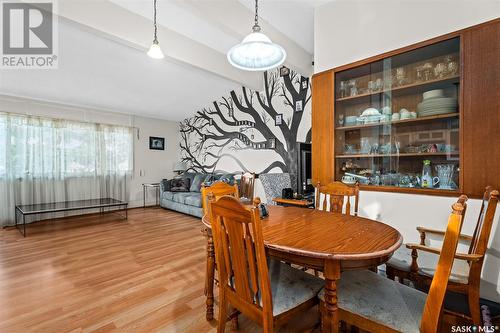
[{"xmin": 0, "ymin": 208, "xmax": 319, "ymax": 333}]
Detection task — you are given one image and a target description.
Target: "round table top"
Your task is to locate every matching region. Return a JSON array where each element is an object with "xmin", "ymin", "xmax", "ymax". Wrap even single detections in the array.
[{"xmin": 202, "ymin": 205, "xmax": 402, "ymax": 261}]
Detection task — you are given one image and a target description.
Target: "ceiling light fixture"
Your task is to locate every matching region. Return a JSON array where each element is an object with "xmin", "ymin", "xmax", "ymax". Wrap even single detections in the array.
[
  {"xmin": 227, "ymin": 0, "xmax": 286, "ymax": 71},
  {"xmin": 147, "ymin": 0, "xmax": 164, "ymax": 59}
]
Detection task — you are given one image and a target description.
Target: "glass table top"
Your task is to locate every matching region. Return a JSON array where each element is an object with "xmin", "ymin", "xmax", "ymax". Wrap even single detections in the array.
[{"xmin": 16, "ymin": 198, "xmax": 127, "ymax": 214}]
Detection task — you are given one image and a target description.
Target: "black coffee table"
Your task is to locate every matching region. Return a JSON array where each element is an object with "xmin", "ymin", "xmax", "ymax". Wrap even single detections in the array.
[{"xmin": 15, "ymin": 198, "xmax": 128, "ymax": 237}]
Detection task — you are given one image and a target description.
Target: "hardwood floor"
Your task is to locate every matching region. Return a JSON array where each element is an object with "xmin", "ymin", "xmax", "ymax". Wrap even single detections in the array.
[{"xmin": 0, "ymin": 208, "xmax": 319, "ymax": 333}]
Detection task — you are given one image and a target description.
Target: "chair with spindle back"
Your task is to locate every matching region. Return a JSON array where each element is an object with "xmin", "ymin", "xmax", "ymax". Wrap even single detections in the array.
[
  {"xmin": 315, "ymin": 182, "xmax": 360, "ymax": 216},
  {"xmin": 386, "ymin": 188, "xmax": 499, "ymax": 324},
  {"xmin": 319, "ymin": 197, "xmax": 468, "ymax": 332},
  {"xmin": 200, "ymin": 181, "xmax": 240, "ymax": 322},
  {"xmin": 239, "ymin": 172, "xmax": 255, "ymax": 200},
  {"xmin": 209, "ymin": 195, "xmax": 324, "ymax": 333},
  {"xmin": 201, "ymin": 181, "xmax": 239, "ymax": 216}
]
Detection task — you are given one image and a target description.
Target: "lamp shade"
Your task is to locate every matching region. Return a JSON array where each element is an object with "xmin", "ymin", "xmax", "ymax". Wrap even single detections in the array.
[
  {"xmin": 227, "ymin": 32, "xmax": 286, "ymax": 71},
  {"xmin": 173, "ymin": 162, "xmax": 187, "ymax": 172},
  {"xmin": 147, "ymin": 41, "xmax": 164, "ymax": 59}
]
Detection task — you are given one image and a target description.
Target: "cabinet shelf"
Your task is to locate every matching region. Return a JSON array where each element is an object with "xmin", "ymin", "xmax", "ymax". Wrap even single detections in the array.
[
  {"xmin": 336, "ymin": 112, "xmax": 459, "ymax": 131},
  {"xmin": 358, "ymin": 185, "xmax": 460, "ymax": 196},
  {"xmin": 335, "ymin": 75, "xmax": 460, "ymax": 102},
  {"xmin": 330, "ymin": 37, "xmax": 462, "ymax": 196},
  {"xmin": 335, "ymin": 152, "xmax": 459, "ymax": 159}
]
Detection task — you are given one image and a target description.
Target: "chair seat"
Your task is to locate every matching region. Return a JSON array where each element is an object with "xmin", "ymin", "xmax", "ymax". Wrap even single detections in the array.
[
  {"xmin": 386, "ymin": 246, "xmax": 470, "ymax": 284},
  {"xmin": 319, "ymin": 270, "xmax": 427, "ymax": 333},
  {"xmin": 268, "ymin": 259, "xmax": 324, "ymax": 316}
]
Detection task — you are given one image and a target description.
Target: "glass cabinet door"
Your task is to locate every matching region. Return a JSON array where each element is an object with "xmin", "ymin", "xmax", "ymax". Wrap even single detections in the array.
[{"xmin": 334, "ymin": 38, "xmax": 460, "ymax": 192}]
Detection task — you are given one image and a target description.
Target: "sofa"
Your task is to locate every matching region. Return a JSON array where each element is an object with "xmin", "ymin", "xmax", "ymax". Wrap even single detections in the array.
[{"xmin": 160, "ymin": 172, "xmax": 237, "ymax": 218}]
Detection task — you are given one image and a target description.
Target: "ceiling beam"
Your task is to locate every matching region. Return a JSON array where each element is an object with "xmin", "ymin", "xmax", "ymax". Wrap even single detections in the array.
[
  {"xmin": 57, "ymin": 0, "xmax": 263, "ymax": 90},
  {"xmin": 178, "ymin": 0, "xmax": 313, "ymax": 76}
]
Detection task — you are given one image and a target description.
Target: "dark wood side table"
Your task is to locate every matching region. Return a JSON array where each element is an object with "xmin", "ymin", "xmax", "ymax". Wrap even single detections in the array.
[
  {"xmin": 273, "ymin": 197, "xmax": 314, "ymax": 208},
  {"xmin": 142, "ymin": 183, "xmax": 160, "ymax": 207}
]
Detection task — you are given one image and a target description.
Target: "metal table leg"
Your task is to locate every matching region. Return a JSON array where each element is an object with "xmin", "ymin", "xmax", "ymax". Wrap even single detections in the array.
[{"xmin": 156, "ymin": 186, "xmax": 159, "ymax": 206}]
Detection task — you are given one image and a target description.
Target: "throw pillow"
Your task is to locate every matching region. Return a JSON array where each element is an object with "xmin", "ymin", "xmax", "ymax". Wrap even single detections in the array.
[
  {"xmin": 190, "ymin": 174, "xmax": 206, "ymax": 192},
  {"xmin": 219, "ymin": 174, "xmax": 235, "ymax": 185},
  {"xmin": 171, "ymin": 178, "xmax": 191, "ymax": 192},
  {"xmin": 160, "ymin": 179, "xmax": 171, "ymax": 192}
]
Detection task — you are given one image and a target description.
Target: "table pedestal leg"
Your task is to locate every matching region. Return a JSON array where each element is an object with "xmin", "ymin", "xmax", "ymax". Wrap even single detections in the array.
[
  {"xmin": 204, "ymin": 229, "xmax": 215, "ymax": 321},
  {"xmin": 322, "ymin": 259, "xmax": 340, "ymax": 333}
]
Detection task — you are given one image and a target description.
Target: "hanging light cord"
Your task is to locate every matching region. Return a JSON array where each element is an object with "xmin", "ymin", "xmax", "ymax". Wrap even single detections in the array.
[
  {"xmin": 252, "ymin": 0, "xmax": 261, "ymax": 32},
  {"xmin": 153, "ymin": 0, "xmax": 158, "ymax": 42}
]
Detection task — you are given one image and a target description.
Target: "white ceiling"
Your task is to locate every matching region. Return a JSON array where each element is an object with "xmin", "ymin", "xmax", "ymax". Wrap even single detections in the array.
[{"xmin": 0, "ymin": 0, "xmax": 325, "ymax": 122}]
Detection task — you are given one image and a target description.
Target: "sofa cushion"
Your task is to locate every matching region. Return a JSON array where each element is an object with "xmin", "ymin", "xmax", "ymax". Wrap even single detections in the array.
[
  {"xmin": 172, "ymin": 193, "xmax": 192, "ymax": 204},
  {"xmin": 183, "ymin": 172, "xmax": 197, "ymax": 184},
  {"xmin": 190, "ymin": 174, "xmax": 206, "ymax": 192},
  {"xmin": 184, "ymin": 194, "xmax": 202, "ymax": 207},
  {"xmin": 162, "ymin": 191, "xmax": 174, "ymax": 201},
  {"xmin": 171, "ymin": 178, "xmax": 190, "ymax": 192}
]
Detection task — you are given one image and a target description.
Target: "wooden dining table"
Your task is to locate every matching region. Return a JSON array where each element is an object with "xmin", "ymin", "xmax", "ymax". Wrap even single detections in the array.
[{"xmin": 202, "ymin": 205, "xmax": 402, "ymax": 333}]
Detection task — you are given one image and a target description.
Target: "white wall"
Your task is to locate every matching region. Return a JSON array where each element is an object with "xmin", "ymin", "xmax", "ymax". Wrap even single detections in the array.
[
  {"xmin": 314, "ymin": 0, "xmax": 500, "ymax": 73},
  {"xmin": 313, "ymin": 0, "xmax": 500, "ymax": 302},
  {"xmin": 0, "ymin": 94, "xmax": 179, "ymax": 208},
  {"xmin": 129, "ymin": 116, "xmax": 179, "ymax": 207}
]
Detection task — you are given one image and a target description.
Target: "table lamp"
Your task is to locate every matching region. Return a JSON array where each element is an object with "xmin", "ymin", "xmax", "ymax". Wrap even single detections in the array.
[{"xmin": 173, "ymin": 162, "xmax": 187, "ymax": 176}]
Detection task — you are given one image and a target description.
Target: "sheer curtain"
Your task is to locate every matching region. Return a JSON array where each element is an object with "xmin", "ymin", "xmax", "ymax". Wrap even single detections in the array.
[{"xmin": 0, "ymin": 112, "xmax": 133, "ymax": 227}]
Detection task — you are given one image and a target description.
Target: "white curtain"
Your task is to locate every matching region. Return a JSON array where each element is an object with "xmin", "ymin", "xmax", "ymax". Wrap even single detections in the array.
[{"xmin": 0, "ymin": 112, "xmax": 133, "ymax": 227}]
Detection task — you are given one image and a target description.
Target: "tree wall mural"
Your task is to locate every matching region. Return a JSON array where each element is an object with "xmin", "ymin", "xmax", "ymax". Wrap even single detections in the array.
[{"xmin": 179, "ymin": 68, "xmax": 311, "ymax": 178}]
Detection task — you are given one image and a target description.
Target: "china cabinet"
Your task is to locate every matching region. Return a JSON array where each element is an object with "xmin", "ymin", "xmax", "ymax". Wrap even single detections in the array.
[
  {"xmin": 312, "ymin": 18, "xmax": 500, "ymax": 197},
  {"xmin": 334, "ymin": 38, "xmax": 460, "ymax": 193}
]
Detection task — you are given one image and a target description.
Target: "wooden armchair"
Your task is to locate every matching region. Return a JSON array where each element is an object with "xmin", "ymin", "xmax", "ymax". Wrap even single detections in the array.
[
  {"xmin": 386, "ymin": 188, "xmax": 499, "ymax": 324},
  {"xmin": 239, "ymin": 172, "xmax": 255, "ymax": 200},
  {"xmin": 315, "ymin": 181, "xmax": 359, "ymax": 215},
  {"xmin": 200, "ymin": 181, "xmax": 239, "ymax": 322},
  {"xmin": 319, "ymin": 198, "xmax": 467, "ymax": 333},
  {"xmin": 209, "ymin": 195, "xmax": 324, "ymax": 333}
]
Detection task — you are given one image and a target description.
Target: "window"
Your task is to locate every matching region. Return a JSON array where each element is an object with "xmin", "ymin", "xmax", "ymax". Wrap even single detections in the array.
[{"xmin": 0, "ymin": 112, "xmax": 133, "ymax": 179}]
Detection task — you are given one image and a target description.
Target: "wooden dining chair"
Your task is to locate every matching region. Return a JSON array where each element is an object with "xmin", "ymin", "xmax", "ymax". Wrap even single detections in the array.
[
  {"xmin": 385, "ymin": 188, "xmax": 499, "ymax": 324},
  {"xmin": 319, "ymin": 198, "xmax": 468, "ymax": 333},
  {"xmin": 200, "ymin": 181, "xmax": 240, "ymax": 322},
  {"xmin": 201, "ymin": 181, "xmax": 240, "ymax": 215},
  {"xmin": 239, "ymin": 172, "xmax": 255, "ymax": 200},
  {"xmin": 209, "ymin": 195, "xmax": 324, "ymax": 333},
  {"xmin": 315, "ymin": 181, "xmax": 359, "ymax": 216}
]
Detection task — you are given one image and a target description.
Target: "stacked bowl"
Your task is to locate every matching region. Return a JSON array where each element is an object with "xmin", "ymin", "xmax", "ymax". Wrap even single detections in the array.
[{"xmin": 417, "ymin": 89, "xmax": 457, "ymax": 117}]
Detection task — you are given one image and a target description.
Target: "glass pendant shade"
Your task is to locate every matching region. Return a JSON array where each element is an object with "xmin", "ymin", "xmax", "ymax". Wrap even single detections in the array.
[
  {"xmin": 147, "ymin": 40, "xmax": 164, "ymax": 59},
  {"xmin": 227, "ymin": 31, "xmax": 286, "ymax": 71}
]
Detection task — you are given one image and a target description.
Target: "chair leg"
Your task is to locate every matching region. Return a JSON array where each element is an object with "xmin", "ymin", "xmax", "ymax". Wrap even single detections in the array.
[
  {"xmin": 230, "ymin": 308, "xmax": 239, "ymax": 331},
  {"xmin": 217, "ymin": 290, "xmax": 228, "ymax": 333},
  {"xmin": 263, "ymin": 315, "xmax": 273, "ymax": 333},
  {"xmin": 386, "ymin": 266, "xmax": 395, "ymax": 281},
  {"xmin": 468, "ymin": 290, "xmax": 481, "ymax": 325},
  {"xmin": 205, "ymin": 234, "xmax": 216, "ymax": 321},
  {"xmin": 319, "ymin": 300, "xmax": 325, "ymax": 332}
]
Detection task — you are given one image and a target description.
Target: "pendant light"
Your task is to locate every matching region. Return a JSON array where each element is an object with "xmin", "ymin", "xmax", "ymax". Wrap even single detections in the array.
[
  {"xmin": 147, "ymin": 0, "xmax": 164, "ymax": 59},
  {"xmin": 227, "ymin": 0, "xmax": 286, "ymax": 71}
]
